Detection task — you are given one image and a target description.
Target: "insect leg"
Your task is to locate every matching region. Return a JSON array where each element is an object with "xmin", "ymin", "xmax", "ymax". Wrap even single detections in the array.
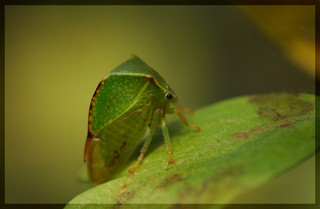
[
  {"xmin": 173, "ymin": 104, "xmax": 194, "ymax": 115},
  {"xmin": 160, "ymin": 116, "xmax": 175, "ymax": 164},
  {"xmin": 167, "ymin": 107, "xmax": 200, "ymax": 132},
  {"xmin": 129, "ymin": 108, "xmax": 162, "ymax": 173}
]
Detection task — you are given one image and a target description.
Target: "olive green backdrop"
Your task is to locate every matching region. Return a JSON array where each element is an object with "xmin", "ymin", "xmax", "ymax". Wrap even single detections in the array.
[{"xmin": 5, "ymin": 6, "xmax": 315, "ymax": 203}]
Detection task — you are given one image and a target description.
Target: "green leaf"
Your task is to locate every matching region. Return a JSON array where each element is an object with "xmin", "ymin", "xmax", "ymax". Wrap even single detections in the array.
[{"xmin": 66, "ymin": 93, "xmax": 317, "ymax": 208}]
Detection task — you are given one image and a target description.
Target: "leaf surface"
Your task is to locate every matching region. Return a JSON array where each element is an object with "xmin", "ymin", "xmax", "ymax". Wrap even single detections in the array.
[{"xmin": 66, "ymin": 93, "xmax": 317, "ymax": 208}]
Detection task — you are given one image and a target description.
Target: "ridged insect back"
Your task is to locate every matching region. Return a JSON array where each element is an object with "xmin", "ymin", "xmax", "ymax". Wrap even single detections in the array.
[{"xmin": 111, "ymin": 56, "xmax": 172, "ymax": 93}]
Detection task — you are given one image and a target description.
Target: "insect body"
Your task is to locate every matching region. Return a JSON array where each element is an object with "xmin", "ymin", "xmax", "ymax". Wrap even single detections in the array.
[{"xmin": 84, "ymin": 56, "xmax": 200, "ymax": 184}]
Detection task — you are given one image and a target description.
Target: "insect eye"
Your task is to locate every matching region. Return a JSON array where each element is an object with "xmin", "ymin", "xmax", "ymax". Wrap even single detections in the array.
[{"xmin": 165, "ymin": 92, "xmax": 173, "ymax": 100}]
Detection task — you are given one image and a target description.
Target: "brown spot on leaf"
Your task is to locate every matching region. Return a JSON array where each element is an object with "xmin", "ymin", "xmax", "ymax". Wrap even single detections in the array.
[
  {"xmin": 277, "ymin": 109, "xmax": 291, "ymax": 113},
  {"xmin": 233, "ymin": 132, "xmax": 250, "ymax": 140},
  {"xmin": 116, "ymin": 190, "xmax": 136, "ymax": 206},
  {"xmin": 178, "ymin": 192, "xmax": 185, "ymax": 198},
  {"xmin": 249, "ymin": 93, "xmax": 314, "ymax": 127},
  {"xmin": 280, "ymin": 123, "xmax": 290, "ymax": 127},
  {"xmin": 249, "ymin": 127, "xmax": 263, "ymax": 133},
  {"xmin": 233, "ymin": 125, "xmax": 275, "ymax": 141},
  {"xmin": 217, "ymin": 166, "xmax": 245, "ymax": 179},
  {"xmin": 250, "ymin": 93, "xmax": 313, "ymax": 118},
  {"xmin": 166, "ymin": 173, "xmax": 183, "ymax": 183},
  {"xmin": 264, "ymin": 125, "xmax": 273, "ymax": 130},
  {"xmin": 154, "ymin": 173, "xmax": 183, "ymax": 190},
  {"xmin": 176, "ymin": 165, "xmax": 245, "ymax": 204},
  {"xmin": 119, "ymin": 184, "xmax": 127, "ymax": 196}
]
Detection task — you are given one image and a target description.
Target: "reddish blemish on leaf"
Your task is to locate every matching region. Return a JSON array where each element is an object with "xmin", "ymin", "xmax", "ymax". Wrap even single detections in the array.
[
  {"xmin": 264, "ymin": 125, "xmax": 273, "ymax": 130},
  {"xmin": 119, "ymin": 184, "xmax": 127, "ymax": 196},
  {"xmin": 249, "ymin": 127, "xmax": 263, "ymax": 133},
  {"xmin": 277, "ymin": 109, "xmax": 291, "ymax": 113},
  {"xmin": 233, "ymin": 125, "xmax": 274, "ymax": 140},
  {"xmin": 233, "ymin": 132, "xmax": 250, "ymax": 140},
  {"xmin": 232, "ymin": 94, "xmax": 313, "ymax": 142},
  {"xmin": 249, "ymin": 93, "xmax": 313, "ymax": 120},
  {"xmin": 178, "ymin": 192, "xmax": 185, "ymax": 198},
  {"xmin": 117, "ymin": 190, "xmax": 136, "ymax": 205},
  {"xmin": 176, "ymin": 166, "xmax": 245, "ymax": 203},
  {"xmin": 154, "ymin": 173, "xmax": 183, "ymax": 190},
  {"xmin": 168, "ymin": 174, "xmax": 183, "ymax": 182},
  {"xmin": 280, "ymin": 124, "xmax": 291, "ymax": 127}
]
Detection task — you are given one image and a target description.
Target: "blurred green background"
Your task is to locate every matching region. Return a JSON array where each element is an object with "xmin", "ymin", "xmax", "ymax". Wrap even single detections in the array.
[{"xmin": 5, "ymin": 6, "xmax": 315, "ymax": 204}]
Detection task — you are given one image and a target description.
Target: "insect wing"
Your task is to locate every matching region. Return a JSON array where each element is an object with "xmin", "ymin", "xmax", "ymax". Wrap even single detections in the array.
[
  {"xmin": 87, "ymin": 99, "xmax": 154, "ymax": 184},
  {"xmin": 90, "ymin": 75, "xmax": 150, "ymax": 133}
]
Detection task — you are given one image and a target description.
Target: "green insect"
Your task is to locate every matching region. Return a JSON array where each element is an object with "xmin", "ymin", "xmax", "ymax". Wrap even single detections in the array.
[{"xmin": 84, "ymin": 55, "xmax": 200, "ymax": 184}]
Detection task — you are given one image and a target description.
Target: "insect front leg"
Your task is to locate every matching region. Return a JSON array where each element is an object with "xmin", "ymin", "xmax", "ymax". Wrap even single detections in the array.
[
  {"xmin": 129, "ymin": 108, "xmax": 162, "ymax": 173},
  {"xmin": 167, "ymin": 106, "xmax": 200, "ymax": 132},
  {"xmin": 173, "ymin": 104, "xmax": 194, "ymax": 115},
  {"xmin": 160, "ymin": 116, "xmax": 175, "ymax": 165}
]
